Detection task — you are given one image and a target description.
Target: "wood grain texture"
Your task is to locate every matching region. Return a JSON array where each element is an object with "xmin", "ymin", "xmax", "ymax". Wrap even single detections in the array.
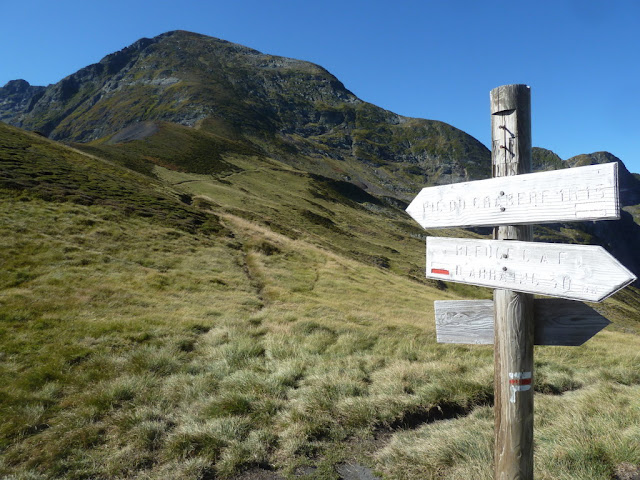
[
  {"xmin": 534, "ymin": 299, "xmax": 612, "ymax": 345},
  {"xmin": 491, "ymin": 84, "xmax": 534, "ymax": 480},
  {"xmin": 491, "ymin": 84, "xmax": 528, "ymax": 115},
  {"xmin": 425, "ymin": 236, "xmax": 636, "ymax": 302},
  {"xmin": 435, "ymin": 299, "xmax": 495, "ymax": 344},
  {"xmin": 494, "ymin": 288, "xmax": 534, "ymax": 480},
  {"xmin": 405, "ymin": 163, "xmax": 620, "ymax": 229},
  {"xmin": 434, "ymin": 299, "xmax": 611, "ymax": 346}
]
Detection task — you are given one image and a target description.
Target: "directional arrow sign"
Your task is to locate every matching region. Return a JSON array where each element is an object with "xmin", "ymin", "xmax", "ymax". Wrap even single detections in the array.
[
  {"xmin": 426, "ymin": 236, "xmax": 636, "ymax": 302},
  {"xmin": 434, "ymin": 299, "xmax": 611, "ymax": 346},
  {"xmin": 407, "ymin": 162, "xmax": 619, "ymax": 229}
]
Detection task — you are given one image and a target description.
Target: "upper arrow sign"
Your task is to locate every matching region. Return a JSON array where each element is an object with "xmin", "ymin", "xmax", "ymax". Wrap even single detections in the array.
[
  {"xmin": 406, "ymin": 163, "xmax": 619, "ymax": 229},
  {"xmin": 426, "ymin": 236, "xmax": 636, "ymax": 302}
]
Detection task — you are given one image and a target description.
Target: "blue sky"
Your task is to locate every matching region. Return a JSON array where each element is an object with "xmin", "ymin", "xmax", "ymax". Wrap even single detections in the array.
[{"xmin": 2, "ymin": 0, "xmax": 640, "ymax": 173}]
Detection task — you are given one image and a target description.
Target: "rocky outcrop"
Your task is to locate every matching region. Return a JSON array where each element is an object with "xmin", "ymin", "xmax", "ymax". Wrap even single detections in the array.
[{"xmin": 0, "ymin": 79, "xmax": 46, "ymax": 124}]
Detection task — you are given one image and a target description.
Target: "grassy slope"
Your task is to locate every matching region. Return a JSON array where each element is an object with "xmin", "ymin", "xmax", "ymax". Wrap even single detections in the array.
[
  {"xmin": 1, "ymin": 123, "xmax": 639, "ymax": 479},
  {"xmin": 75, "ymin": 121, "xmax": 483, "ymax": 291}
]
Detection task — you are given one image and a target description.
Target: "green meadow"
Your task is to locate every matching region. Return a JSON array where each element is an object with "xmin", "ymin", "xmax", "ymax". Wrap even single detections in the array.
[{"xmin": 1, "ymin": 122, "xmax": 639, "ymax": 479}]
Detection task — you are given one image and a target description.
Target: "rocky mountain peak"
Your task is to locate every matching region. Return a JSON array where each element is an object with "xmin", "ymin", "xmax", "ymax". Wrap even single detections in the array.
[
  {"xmin": 0, "ymin": 79, "xmax": 46, "ymax": 123},
  {"xmin": 3, "ymin": 79, "xmax": 34, "ymax": 93},
  {"xmin": 0, "ymin": 30, "xmax": 363, "ymax": 141}
]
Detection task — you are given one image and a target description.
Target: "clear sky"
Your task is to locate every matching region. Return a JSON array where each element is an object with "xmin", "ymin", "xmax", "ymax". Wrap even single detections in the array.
[{"xmin": 2, "ymin": 0, "xmax": 640, "ymax": 173}]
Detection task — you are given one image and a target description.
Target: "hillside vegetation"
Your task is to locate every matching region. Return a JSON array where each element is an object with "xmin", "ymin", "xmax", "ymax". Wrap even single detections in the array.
[{"xmin": 1, "ymin": 122, "xmax": 640, "ymax": 480}]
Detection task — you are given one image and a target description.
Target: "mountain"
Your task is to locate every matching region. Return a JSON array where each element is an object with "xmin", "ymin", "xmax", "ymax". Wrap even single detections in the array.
[
  {"xmin": 2, "ymin": 30, "xmax": 640, "ymax": 279},
  {"xmin": 2, "ymin": 29, "xmax": 640, "ymax": 283},
  {"xmin": 0, "ymin": 30, "xmax": 489, "ymax": 201}
]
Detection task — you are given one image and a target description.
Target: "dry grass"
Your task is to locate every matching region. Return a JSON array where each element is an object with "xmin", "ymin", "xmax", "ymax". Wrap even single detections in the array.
[{"xmin": 2, "ymin": 123, "xmax": 639, "ymax": 479}]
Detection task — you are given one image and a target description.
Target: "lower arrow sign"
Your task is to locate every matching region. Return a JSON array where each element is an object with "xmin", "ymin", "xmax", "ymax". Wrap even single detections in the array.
[
  {"xmin": 434, "ymin": 299, "xmax": 611, "ymax": 346},
  {"xmin": 427, "ymin": 237, "xmax": 636, "ymax": 302}
]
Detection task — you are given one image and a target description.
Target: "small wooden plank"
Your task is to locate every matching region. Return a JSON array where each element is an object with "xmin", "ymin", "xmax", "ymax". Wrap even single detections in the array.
[
  {"xmin": 405, "ymin": 162, "xmax": 619, "ymax": 229},
  {"xmin": 435, "ymin": 299, "xmax": 494, "ymax": 344},
  {"xmin": 435, "ymin": 299, "xmax": 611, "ymax": 345},
  {"xmin": 426, "ymin": 236, "xmax": 636, "ymax": 302}
]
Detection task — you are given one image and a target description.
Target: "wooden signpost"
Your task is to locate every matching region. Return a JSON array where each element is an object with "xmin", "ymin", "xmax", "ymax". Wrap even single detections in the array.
[{"xmin": 406, "ymin": 84, "xmax": 637, "ymax": 480}]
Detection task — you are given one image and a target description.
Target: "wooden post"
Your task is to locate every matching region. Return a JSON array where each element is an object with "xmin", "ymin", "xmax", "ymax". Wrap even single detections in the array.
[{"xmin": 491, "ymin": 84, "xmax": 534, "ymax": 479}]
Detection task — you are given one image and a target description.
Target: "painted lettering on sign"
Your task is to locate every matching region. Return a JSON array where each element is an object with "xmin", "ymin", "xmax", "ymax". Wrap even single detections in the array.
[{"xmin": 420, "ymin": 185, "xmax": 608, "ymax": 216}]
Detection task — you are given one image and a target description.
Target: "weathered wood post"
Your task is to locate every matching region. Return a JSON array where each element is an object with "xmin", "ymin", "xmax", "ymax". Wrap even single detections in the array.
[{"xmin": 491, "ymin": 84, "xmax": 534, "ymax": 479}]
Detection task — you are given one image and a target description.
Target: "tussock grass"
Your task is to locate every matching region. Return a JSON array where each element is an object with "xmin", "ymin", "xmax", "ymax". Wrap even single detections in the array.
[
  {"xmin": 376, "ymin": 406, "xmax": 494, "ymax": 480},
  {"xmin": 2, "ymin": 124, "xmax": 640, "ymax": 478},
  {"xmin": 377, "ymin": 382, "xmax": 640, "ymax": 480},
  {"xmin": 0, "ymin": 192, "xmax": 490, "ymax": 478},
  {"xmin": 535, "ymin": 383, "xmax": 640, "ymax": 480}
]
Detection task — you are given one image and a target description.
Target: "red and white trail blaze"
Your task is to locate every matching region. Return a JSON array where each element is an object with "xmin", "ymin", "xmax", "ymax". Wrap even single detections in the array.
[{"xmin": 508, "ymin": 372, "xmax": 532, "ymax": 403}]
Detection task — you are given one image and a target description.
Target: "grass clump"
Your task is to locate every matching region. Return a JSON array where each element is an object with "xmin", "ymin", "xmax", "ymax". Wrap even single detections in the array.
[{"xmin": 376, "ymin": 406, "xmax": 494, "ymax": 480}]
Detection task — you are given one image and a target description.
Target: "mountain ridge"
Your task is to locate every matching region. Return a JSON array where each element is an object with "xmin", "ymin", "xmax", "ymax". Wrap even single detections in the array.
[{"xmin": 0, "ymin": 30, "xmax": 490, "ymax": 201}]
